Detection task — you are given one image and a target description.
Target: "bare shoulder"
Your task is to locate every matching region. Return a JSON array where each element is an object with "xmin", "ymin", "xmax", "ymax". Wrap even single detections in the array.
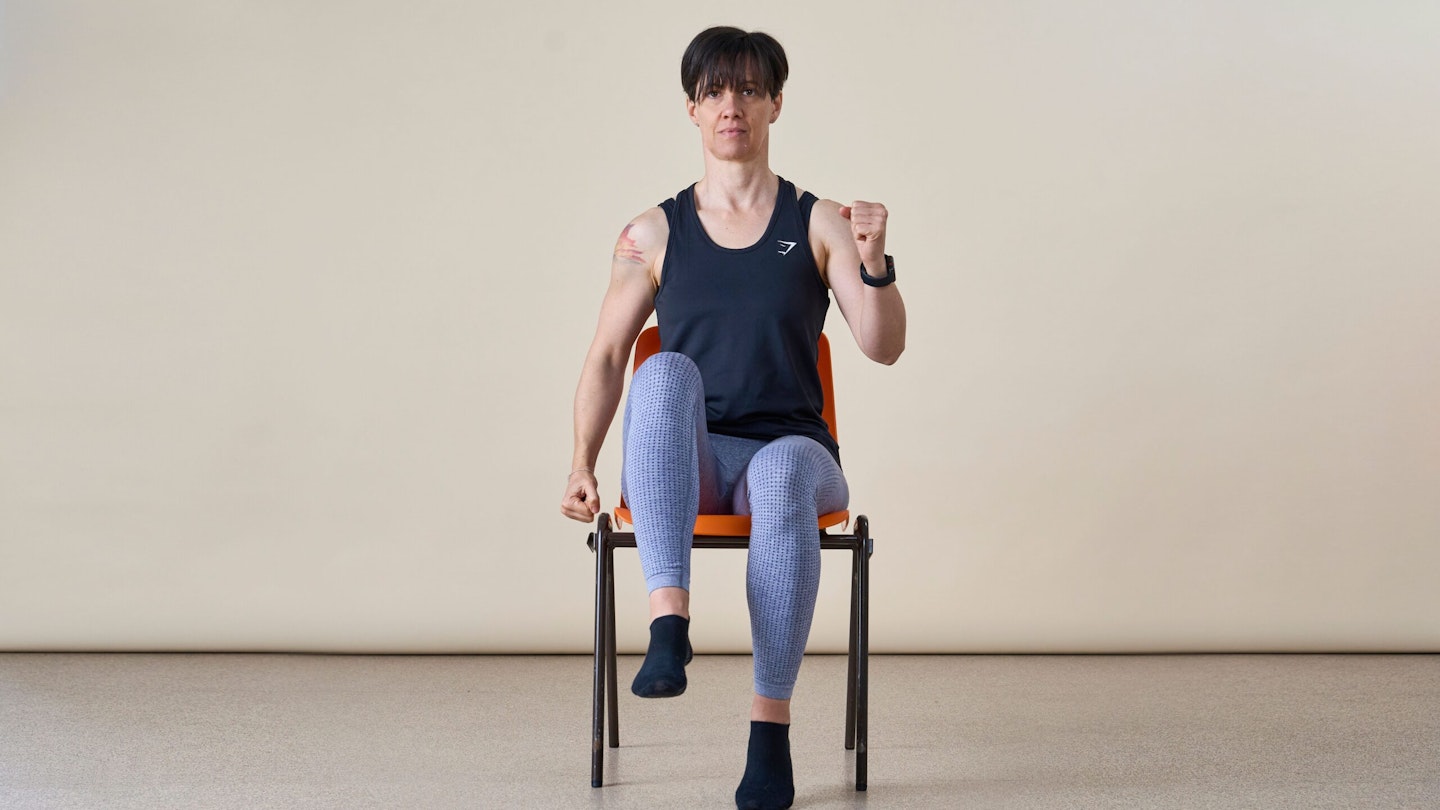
[
  {"xmin": 808, "ymin": 198, "xmax": 849, "ymax": 235},
  {"xmin": 793, "ymin": 183, "xmax": 840, "ymax": 222},
  {"xmin": 617, "ymin": 206, "xmax": 669, "ymax": 256},
  {"xmin": 806, "ymin": 197, "xmax": 855, "ymax": 255},
  {"xmin": 610, "ymin": 206, "xmax": 668, "ymax": 270},
  {"xmin": 609, "ymin": 206, "xmax": 671, "ymax": 292}
]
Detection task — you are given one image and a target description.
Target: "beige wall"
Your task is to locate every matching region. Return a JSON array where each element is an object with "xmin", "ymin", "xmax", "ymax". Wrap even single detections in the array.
[{"xmin": 2, "ymin": 1, "xmax": 1437, "ymax": 653}]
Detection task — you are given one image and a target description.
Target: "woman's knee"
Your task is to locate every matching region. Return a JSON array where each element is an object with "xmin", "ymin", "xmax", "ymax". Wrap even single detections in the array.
[
  {"xmin": 634, "ymin": 352, "xmax": 700, "ymax": 389},
  {"xmin": 628, "ymin": 352, "xmax": 704, "ymax": 415},
  {"xmin": 743, "ymin": 437, "xmax": 828, "ymax": 510}
]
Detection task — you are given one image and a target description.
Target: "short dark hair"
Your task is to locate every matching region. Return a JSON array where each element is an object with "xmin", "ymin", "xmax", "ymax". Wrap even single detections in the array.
[{"xmin": 680, "ymin": 27, "xmax": 788, "ymax": 103}]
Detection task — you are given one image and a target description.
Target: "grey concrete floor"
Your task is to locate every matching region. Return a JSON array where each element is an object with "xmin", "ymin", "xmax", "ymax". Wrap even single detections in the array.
[{"xmin": 1, "ymin": 653, "xmax": 1436, "ymax": 809}]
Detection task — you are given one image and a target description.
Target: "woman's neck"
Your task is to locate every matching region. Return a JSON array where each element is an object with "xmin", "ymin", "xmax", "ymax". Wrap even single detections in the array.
[{"xmin": 695, "ymin": 161, "xmax": 777, "ymax": 214}]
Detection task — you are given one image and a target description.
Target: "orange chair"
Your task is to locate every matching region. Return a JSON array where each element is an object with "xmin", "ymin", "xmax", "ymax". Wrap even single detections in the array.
[{"xmin": 587, "ymin": 325, "xmax": 873, "ymax": 791}]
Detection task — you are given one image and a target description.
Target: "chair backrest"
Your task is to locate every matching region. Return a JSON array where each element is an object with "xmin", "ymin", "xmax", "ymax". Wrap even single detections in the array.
[{"xmin": 630, "ymin": 325, "xmax": 838, "ymax": 443}]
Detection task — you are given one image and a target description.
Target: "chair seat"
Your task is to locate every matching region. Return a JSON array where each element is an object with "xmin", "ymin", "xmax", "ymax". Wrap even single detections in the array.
[{"xmin": 612, "ymin": 506, "xmax": 850, "ymax": 537}]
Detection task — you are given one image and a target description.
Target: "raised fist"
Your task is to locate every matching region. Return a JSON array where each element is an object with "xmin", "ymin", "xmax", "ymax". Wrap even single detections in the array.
[{"xmin": 838, "ymin": 200, "xmax": 888, "ymax": 268}]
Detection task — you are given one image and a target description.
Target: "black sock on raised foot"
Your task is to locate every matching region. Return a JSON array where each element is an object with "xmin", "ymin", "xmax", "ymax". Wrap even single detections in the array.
[
  {"xmin": 630, "ymin": 614, "xmax": 691, "ymax": 698},
  {"xmin": 735, "ymin": 720, "xmax": 794, "ymax": 810}
]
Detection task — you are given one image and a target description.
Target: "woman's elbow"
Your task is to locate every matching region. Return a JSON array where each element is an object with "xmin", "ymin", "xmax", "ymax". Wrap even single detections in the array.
[{"xmin": 866, "ymin": 339, "xmax": 904, "ymax": 366}]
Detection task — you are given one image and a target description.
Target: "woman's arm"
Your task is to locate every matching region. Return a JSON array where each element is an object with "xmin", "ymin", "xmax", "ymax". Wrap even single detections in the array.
[
  {"xmin": 560, "ymin": 208, "xmax": 667, "ymax": 521},
  {"xmin": 811, "ymin": 198, "xmax": 906, "ymax": 365}
]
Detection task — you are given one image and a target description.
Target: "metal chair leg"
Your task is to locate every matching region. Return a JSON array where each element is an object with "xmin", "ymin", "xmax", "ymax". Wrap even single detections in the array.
[
  {"xmin": 855, "ymin": 515, "xmax": 870, "ymax": 791},
  {"xmin": 845, "ymin": 544, "xmax": 859, "ymax": 751},
  {"xmin": 590, "ymin": 514, "xmax": 611, "ymax": 788},
  {"xmin": 605, "ymin": 544, "xmax": 619, "ymax": 748}
]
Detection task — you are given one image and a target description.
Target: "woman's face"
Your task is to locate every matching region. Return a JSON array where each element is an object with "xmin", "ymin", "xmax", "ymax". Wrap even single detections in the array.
[{"xmin": 687, "ymin": 79, "xmax": 782, "ymax": 162}]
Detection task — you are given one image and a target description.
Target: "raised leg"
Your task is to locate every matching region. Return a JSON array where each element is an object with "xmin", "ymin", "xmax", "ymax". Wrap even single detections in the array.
[{"xmin": 622, "ymin": 353, "xmax": 721, "ymax": 700}]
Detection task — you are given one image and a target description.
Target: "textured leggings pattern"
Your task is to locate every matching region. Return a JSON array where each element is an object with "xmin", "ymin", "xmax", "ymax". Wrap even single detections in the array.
[{"xmin": 621, "ymin": 352, "xmax": 849, "ymax": 699}]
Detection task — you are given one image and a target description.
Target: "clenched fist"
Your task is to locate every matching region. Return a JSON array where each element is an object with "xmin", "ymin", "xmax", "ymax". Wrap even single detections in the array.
[
  {"xmin": 838, "ymin": 200, "xmax": 888, "ymax": 269},
  {"xmin": 560, "ymin": 469, "xmax": 601, "ymax": 522}
]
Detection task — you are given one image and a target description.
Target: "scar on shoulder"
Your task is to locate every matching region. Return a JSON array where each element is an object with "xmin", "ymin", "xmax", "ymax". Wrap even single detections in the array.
[{"xmin": 613, "ymin": 224, "xmax": 645, "ymax": 264}]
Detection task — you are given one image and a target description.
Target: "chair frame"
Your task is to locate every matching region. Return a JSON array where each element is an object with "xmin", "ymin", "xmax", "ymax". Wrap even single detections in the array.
[{"xmin": 587, "ymin": 508, "xmax": 873, "ymax": 791}]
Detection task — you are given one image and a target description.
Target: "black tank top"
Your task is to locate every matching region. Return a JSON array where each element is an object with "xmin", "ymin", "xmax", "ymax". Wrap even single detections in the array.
[{"xmin": 655, "ymin": 177, "xmax": 839, "ymax": 465}]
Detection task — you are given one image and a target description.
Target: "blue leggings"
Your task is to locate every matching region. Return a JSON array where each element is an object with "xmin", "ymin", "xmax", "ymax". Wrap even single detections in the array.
[{"xmin": 620, "ymin": 352, "xmax": 849, "ymax": 700}]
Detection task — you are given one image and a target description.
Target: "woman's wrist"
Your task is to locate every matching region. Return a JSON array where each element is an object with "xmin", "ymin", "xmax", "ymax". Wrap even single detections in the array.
[{"xmin": 859, "ymin": 254, "xmax": 896, "ymax": 287}]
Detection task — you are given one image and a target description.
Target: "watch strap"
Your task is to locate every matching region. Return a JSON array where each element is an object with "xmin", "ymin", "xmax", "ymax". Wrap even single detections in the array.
[{"xmin": 860, "ymin": 254, "xmax": 896, "ymax": 287}]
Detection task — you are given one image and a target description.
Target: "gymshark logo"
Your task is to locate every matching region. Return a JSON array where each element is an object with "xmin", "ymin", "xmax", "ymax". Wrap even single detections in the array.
[{"xmin": 777, "ymin": 240, "xmax": 797, "ymax": 255}]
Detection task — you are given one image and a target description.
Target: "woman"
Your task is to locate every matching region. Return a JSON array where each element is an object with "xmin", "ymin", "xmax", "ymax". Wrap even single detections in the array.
[{"xmin": 559, "ymin": 26, "xmax": 906, "ymax": 810}]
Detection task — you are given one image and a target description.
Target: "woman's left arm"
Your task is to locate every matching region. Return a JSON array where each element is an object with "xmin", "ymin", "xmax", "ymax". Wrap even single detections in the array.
[{"xmin": 813, "ymin": 198, "xmax": 907, "ymax": 365}]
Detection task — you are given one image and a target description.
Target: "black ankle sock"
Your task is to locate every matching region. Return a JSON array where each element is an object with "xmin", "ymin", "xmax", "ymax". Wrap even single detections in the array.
[
  {"xmin": 735, "ymin": 720, "xmax": 794, "ymax": 810},
  {"xmin": 630, "ymin": 615, "xmax": 690, "ymax": 698}
]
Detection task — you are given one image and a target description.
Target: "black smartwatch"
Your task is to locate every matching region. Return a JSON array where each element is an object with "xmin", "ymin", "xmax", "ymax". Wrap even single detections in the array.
[{"xmin": 859, "ymin": 254, "xmax": 896, "ymax": 287}]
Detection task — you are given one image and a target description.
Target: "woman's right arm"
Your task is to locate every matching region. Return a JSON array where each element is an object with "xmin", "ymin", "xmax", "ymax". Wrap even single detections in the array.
[{"xmin": 560, "ymin": 209, "xmax": 667, "ymax": 522}]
